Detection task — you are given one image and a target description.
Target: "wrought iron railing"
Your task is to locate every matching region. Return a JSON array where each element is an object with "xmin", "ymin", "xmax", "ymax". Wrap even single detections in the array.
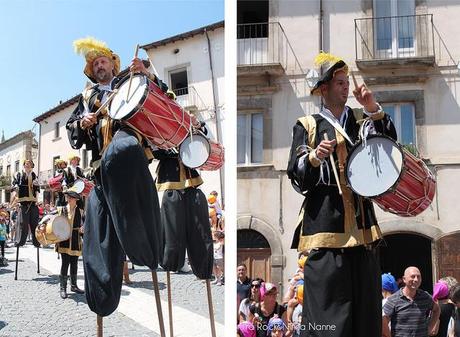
[
  {"xmin": 355, "ymin": 14, "xmax": 435, "ymax": 61},
  {"xmin": 173, "ymin": 85, "xmax": 207, "ymax": 111},
  {"xmin": 237, "ymin": 22, "xmax": 306, "ymax": 75}
]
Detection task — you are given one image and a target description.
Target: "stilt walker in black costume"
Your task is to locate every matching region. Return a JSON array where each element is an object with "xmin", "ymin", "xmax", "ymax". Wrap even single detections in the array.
[
  {"xmin": 155, "ymin": 144, "xmax": 216, "ymax": 337},
  {"xmin": 67, "ymin": 37, "xmax": 166, "ymax": 337},
  {"xmin": 11, "ymin": 159, "xmax": 41, "ymax": 280}
]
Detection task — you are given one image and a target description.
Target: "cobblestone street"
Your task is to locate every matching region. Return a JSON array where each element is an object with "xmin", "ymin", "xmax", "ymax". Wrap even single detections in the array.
[{"xmin": 0, "ymin": 244, "xmax": 224, "ymax": 337}]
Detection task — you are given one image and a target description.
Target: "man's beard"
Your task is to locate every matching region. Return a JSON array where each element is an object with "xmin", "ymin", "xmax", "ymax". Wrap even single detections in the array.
[{"xmin": 95, "ymin": 69, "xmax": 111, "ymax": 83}]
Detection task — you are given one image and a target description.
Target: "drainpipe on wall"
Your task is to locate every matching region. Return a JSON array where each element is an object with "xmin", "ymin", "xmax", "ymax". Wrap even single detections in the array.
[
  {"xmin": 37, "ymin": 122, "xmax": 42, "ymax": 202},
  {"xmin": 204, "ymin": 28, "xmax": 225, "ymax": 208},
  {"xmin": 319, "ymin": 0, "xmax": 323, "ymax": 54},
  {"xmin": 319, "ymin": 0, "xmax": 324, "ymax": 110}
]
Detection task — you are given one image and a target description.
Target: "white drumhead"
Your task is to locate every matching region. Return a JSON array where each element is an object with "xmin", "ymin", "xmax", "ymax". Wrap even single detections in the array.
[
  {"xmin": 51, "ymin": 215, "xmax": 71, "ymax": 241},
  {"xmin": 73, "ymin": 180, "xmax": 85, "ymax": 194},
  {"xmin": 109, "ymin": 74, "xmax": 148, "ymax": 120},
  {"xmin": 346, "ymin": 136, "xmax": 403, "ymax": 197},
  {"xmin": 179, "ymin": 134, "xmax": 210, "ymax": 168}
]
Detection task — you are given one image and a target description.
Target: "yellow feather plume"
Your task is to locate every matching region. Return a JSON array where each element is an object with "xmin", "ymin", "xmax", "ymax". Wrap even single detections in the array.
[
  {"xmin": 314, "ymin": 51, "xmax": 342, "ymax": 67},
  {"xmin": 73, "ymin": 37, "xmax": 111, "ymax": 57}
]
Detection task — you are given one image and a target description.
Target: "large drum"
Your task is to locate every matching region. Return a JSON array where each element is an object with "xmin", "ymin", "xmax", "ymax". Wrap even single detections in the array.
[
  {"xmin": 73, "ymin": 178, "xmax": 94, "ymax": 197},
  {"xmin": 179, "ymin": 133, "xmax": 225, "ymax": 171},
  {"xmin": 48, "ymin": 174, "xmax": 63, "ymax": 192},
  {"xmin": 35, "ymin": 214, "xmax": 71, "ymax": 246},
  {"xmin": 109, "ymin": 73, "xmax": 200, "ymax": 149},
  {"xmin": 346, "ymin": 135, "xmax": 436, "ymax": 217}
]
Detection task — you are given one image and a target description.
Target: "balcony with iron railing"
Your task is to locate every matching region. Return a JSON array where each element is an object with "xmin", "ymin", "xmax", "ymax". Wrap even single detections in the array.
[
  {"xmin": 173, "ymin": 85, "xmax": 207, "ymax": 112},
  {"xmin": 355, "ymin": 14, "xmax": 436, "ymax": 70},
  {"xmin": 237, "ymin": 22, "xmax": 305, "ymax": 77}
]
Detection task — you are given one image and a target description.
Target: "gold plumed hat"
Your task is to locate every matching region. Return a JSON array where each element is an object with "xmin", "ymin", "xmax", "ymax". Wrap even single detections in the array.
[
  {"xmin": 73, "ymin": 37, "xmax": 121, "ymax": 83},
  {"xmin": 54, "ymin": 158, "xmax": 67, "ymax": 166},
  {"xmin": 68, "ymin": 154, "xmax": 80, "ymax": 162},
  {"xmin": 310, "ymin": 52, "xmax": 348, "ymax": 96}
]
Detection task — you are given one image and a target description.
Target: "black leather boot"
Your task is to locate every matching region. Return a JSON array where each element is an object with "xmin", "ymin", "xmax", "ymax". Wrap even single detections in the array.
[
  {"xmin": 59, "ymin": 275, "xmax": 68, "ymax": 299},
  {"xmin": 70, "ymin": 274, "xmax": 84, "ymax": 294}
]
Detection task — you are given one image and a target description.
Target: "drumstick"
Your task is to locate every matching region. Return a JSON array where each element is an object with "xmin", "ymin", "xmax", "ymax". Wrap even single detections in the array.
[
  {"xmin": 323, "ymin": 133, "xmax": 342, "ymax": 195},
  {"xmin": 126, "ymin": 44, "xmax": 140, "ymax": 101},
  {"xmin": 93, "ymin": 90, "xmax": 118, "ymax": 117}
]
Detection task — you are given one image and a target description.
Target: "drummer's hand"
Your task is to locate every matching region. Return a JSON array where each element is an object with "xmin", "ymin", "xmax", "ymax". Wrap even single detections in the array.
[
  {"xmin": 81, "ymin": 113, "xmax": 97, "ymax": 129},
  {"xmin": 352, "ymin": 83, "xmax": 379, "ymax": 113},
  {"xmin": 315, "ymin": 139, "xmax": 337, "ymax": 160},
  {"xmin": 79, "ymin": 226, "xmax": 84, "ymax": 234},
  {"xmin": 130, "ymin": 57, "xmax": 149, "ymax": 76}
]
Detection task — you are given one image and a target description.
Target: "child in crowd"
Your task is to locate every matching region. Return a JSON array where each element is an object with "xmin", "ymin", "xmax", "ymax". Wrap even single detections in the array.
[
  {"xmin": 212, "ymin": 231, "xmax": 225, "ymax": 285},
  {"xmin": 0, "ymin": 212, "xmax": 8, "ymax": 261}
]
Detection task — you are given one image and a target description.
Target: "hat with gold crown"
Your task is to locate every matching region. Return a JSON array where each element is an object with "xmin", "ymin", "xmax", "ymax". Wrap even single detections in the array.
[
  {"xmin": 310, "ymin": 52, "xmax": 349, "ymax": 96},
  {"xmin": 54, "ymin": 158, "xmax": 67, "ymax": 167},
  {"xmin": 73, "ymin": 37, "xmax": 121, "ymax": 83}
]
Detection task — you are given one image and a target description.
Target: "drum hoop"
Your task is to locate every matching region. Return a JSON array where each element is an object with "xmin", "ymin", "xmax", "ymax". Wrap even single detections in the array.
[
  {"xmin": 345, "ymin": 134, "xmax": 405, "ymax": 199},
  {"xmin": 109, "ymin": 73, "xmax": 149, "ymax": 121},
  {"xmin": 179, "ymin": 133, "xmax": 211, "ymax": 169}
]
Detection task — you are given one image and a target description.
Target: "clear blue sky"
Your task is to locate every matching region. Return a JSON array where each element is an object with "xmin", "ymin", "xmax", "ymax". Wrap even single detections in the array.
[{"xmin": 0, "ymin": 0, "xmax": 224, "ymax": 140}]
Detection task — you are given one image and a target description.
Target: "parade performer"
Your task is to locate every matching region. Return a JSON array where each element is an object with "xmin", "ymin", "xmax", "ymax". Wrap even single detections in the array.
[
  {"xmin": 155, "ymin": 139, "xmax": 213, "ymax": 279},
  {"xmin": 56, "ymin": 188, "xmax": 84, "ymax": 299},
  {"xmin": 66, "ymin": 37, "xmax": 165, "ymax": 331},
  {"xmin": 63, "ymin": 155, "xmax": 85, "ymax": 188},
  {"xmin": 54, "ymin": 159, "xmax": 68, "ymax": 207},
  {"xmin": 286, "ymin": 52, "xmax": 397, "ymax": 337},
  {"xmin": 11, "ymin": 159, "xmax": 41, "ymax": 248},
  {"xmin": 154, "ymin": 136, "xmax": 215, "ymax": 336}
]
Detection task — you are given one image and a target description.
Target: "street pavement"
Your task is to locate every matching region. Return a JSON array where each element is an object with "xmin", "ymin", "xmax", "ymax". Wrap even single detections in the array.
[{"xmin": 0, "ymin": 243, "xmax": 224, "ymax": 337}]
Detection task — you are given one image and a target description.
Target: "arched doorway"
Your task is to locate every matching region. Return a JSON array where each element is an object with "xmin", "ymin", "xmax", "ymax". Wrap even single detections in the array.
[
  {"xmin": 378, "ymin": 233, "xmax": 433, "ymax": 292},
  {"xmin": 237, "ymin": 229, "xmax": 272, "ymax": 282}
]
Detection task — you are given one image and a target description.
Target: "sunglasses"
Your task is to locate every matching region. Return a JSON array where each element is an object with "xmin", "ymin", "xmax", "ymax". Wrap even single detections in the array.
[{"xmin": 251, "ymin": 284, "xmax": 260, "ymax": 288}]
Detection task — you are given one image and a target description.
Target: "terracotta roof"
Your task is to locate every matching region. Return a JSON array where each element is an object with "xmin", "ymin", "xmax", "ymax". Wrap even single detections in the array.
[
  {"xmin": 0, "ymin": 130, "xmax": 35, "ymax": 151},
  {"xmin": 140, "ymin": 21, "xmax": 224, "ymax": 50}
]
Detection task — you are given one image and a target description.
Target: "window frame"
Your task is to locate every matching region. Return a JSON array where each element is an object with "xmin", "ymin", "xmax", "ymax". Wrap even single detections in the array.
[
  {"xmin": 54, "ymin": 121, "xmax": 60, "ymax": 139},
  {"xmin": 237, "ymin": 111, "xmax": 264, "ymax": 166},
  {"xmin": 168, "ymin": 67, "xmax": 189, "ymax": 96},
  {"xmin": 382, "ymin": 102, "xmax": 416, "ymax": 145}
]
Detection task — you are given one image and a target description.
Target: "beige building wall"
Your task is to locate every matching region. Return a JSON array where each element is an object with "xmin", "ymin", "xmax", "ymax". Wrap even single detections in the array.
[
  {"xmin": 0, "ymin": 133, "xmax": 38, "ymax": 203},
  {"xmin": 238, "ymin": 0, "xmax": 460, "ymax": 288},
  {"xmin": 38, "ymin": 104, "xmax": 81, "ymax": 182}
]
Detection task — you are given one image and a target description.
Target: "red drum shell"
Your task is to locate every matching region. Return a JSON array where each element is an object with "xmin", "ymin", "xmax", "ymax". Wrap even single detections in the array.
[
  {"xmin": 346, "ymin": 135, "xmax": 435, "ymax": 217},
  {"xmin": 109, "ymin": 74, "xmax": 199, "ymax": 149},
  {"xmin": 73, "ymin": 179, "xmax": 94, "ymax": 198},
  {"xmin": 199, "ymin": 141, "xmax": 224, "ymax": 171},
  {"xmin": 179, "ymin": 134, "xmax": 224, "ymax": 171},
  {"xmin": 48, "ymin": 174, "xmax": 63, "ymax": 192}
]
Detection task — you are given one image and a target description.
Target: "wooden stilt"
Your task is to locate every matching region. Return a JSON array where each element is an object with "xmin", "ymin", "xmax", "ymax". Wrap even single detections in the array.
[
  {"xmin": 151, "ymin": 271, "xmax": 166, "ymax": 337},
  {"xmin": 97, "ymin": 315, "xmax": 103, "ymax": 337},
  {"xmin": 206, "ymin": 279, "xmax": 217, "ymax": 337},
  {"xmin": 14, "ymin": 245, "xmax": 19, "ymax": 281},
  {"xmin": 36, "ymin": 247, "xmax": 40, "ymax": 274},
  {"xmin": 166, "ymin": 271, "xmax": 173, "ymax": 337}
]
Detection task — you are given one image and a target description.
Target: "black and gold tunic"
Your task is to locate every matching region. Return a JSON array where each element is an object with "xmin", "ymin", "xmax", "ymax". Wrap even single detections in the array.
[
  {"xmin": 55, "ymin": 204, "xmax": 83, "ymax": 256},
  {"xmin": 287, "ymin": 106, "xmax": 397, "ymax": 251},
  {"xmin": 12, "ymin": 171, "xmax": 40, "ymax": 204},
  {"xmin": 154, "ymin": 149, "xmax": 203, "ymax": 191}
]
